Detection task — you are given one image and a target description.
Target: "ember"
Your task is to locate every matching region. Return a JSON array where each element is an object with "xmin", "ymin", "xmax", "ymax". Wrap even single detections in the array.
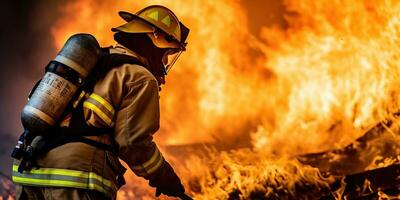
[{"xmin": 7, "ymin": 0, "xmax": 400, "ymax": 199}]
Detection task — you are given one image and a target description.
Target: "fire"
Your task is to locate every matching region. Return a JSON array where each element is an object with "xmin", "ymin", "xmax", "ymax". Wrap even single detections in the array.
[{"xmin": 51, "ymin": 0, "xmax": 400, "ymax": 199}]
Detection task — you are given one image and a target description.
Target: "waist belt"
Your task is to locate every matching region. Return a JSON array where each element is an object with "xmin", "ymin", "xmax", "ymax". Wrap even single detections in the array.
[
  {"xmin": 28, "ymin": 125, "xmax": 115, "ymax": 155},
  {"xmin": 48, "ymin": 134, "xmax": 115, "ymax": 153}
]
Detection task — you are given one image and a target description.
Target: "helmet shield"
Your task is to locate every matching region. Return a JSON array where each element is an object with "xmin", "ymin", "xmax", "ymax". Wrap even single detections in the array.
[
  {"xmin": 162, "ymin": 49, "xmax": 182, "ymax": 74},
  {"xmin": 147, "ymin": 31, "xmax": 181, "ymax": 49}
]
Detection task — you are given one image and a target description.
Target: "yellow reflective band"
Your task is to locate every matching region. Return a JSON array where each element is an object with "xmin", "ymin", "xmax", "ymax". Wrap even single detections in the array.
[
  {"xmin": 13, "ymin": 176, "xmax": 108, "ymax": 194},
  {"xmin": 131, "ymin": 149, "xmax": 160, "ymax": 170},
  {"xmin": 89, "ymin": 94, "xmax": 115, "ymax": 115},
  {"xmin": 79, "ymin": 91, "xmax": 86, "ymax": 98},
  {"xmin": 174, "ymin": 26, "xmax": 180, "ymax": 36},
  {"xmin": 143, "ymin": 149, "xmax": 161, "ymax": 169},
  {"xmin": 161, "ymin": 16, "xmax": 171, "ymax": 27},
  {"xmin": 131, "ymin": 149, "xmax": 163, "ymax": 175},
  {"xmin": 146, "ymin": 154, "xmax": 164, "ymax": 174},
  {"xmin": 147, "ymin": 11, "xmax": 159, "ymax": 21},
  {"xmin": 12, "ymin": 165, "xmax": 112, "ymax": 187},
  {"xmin": 73, "ymin": 91, "xmax": 86, "ymax": 108},
  {"xmin": 83, "ymin": 101, "xmax": 113, "ymax": 126}
]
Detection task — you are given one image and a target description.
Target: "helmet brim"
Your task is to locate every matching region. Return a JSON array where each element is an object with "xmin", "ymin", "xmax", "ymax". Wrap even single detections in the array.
[
  {"xmin": 118, "ymin": 11, "xmax": 138, "ymax": 22},
  {"xmin": 111, "ymin": 11, "xmax": 155, "ymax": 33}
]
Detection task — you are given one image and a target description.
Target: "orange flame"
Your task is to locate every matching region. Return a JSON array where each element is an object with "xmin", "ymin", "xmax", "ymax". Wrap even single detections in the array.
[{"xmin": 51, "ymin": 0, "xmax": 400, "ymax": 199}]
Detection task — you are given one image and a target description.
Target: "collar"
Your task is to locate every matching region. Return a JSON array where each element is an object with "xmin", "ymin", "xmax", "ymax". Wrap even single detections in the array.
[{"xmin": 110, "ymin": 44, "xmax": 150, "ymax": 67}]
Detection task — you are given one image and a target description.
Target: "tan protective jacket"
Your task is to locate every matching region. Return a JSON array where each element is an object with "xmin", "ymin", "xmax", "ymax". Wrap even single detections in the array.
[{"xmin": 13, "ymin": 44, "xmax": 166, "ymax": 198}]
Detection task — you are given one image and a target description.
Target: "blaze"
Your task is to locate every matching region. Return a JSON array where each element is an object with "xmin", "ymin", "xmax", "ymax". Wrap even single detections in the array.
[{"xmin": 51, "ymin": 0, "xmax": 400, "ymax": 199}]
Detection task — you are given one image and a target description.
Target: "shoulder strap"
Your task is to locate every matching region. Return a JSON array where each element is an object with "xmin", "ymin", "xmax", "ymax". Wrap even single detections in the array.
[
  {"xmin": 64, "ymin": 47, "xmax": 146, "ymax": 136},
  {"xmin": 83, "ymin": 47, "xmax": 146, "ymax": 94},
  {"xmin": 67, "ymin": 46, "xmax": 145, "ymax": 135},
  {"xmin": 36, "ymin": 47, "xmax": 146, "ymax": 154}
]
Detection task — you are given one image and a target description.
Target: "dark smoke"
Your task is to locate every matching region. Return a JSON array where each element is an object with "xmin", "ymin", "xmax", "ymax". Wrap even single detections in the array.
[{"xmin": 0, "ymin": 0, "xmax": 63, "ymax": 176}]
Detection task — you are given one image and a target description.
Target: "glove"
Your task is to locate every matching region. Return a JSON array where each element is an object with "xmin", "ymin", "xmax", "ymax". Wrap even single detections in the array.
[{"xmin": 149, "ymin": 161, "xmax": 185, "ymax": 197}]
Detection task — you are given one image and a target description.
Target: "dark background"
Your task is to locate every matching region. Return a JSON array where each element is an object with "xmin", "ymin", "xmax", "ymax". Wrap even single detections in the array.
[
  {"xmin": 0, "ymin": 1, "xmax": 67, "ymax": 176},
  {"xmin": 0, "ymin": 0, "xmax": 287, "ymax": 177}
]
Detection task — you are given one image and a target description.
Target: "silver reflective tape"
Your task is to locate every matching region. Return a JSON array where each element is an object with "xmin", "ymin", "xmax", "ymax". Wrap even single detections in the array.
[
  {"xmin": 54, "ymin": 55, "xmax": 88, "ymax": 77},
  {"xmin": 24, "ymin": 105, "xmax": 56, "ymax": 125}
]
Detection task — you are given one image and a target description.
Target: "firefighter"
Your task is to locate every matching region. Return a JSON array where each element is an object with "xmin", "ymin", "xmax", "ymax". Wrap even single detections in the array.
[{"xmin": 13, "ymin": 5, "xmax": 190, "ymax": 200}]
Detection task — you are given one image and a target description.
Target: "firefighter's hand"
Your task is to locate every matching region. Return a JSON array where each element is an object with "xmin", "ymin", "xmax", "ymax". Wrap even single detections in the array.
[
  {"xmin": 149, "ymin": 161, "xmax": 185, "ymax": 198},
  {"xmin": 154, "ymin": 181, "xmax": 184, "ymax": 198}
]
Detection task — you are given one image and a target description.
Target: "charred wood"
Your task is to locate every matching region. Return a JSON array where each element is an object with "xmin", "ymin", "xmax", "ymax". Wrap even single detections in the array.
[
  {"xmin": 298, "ymin": 120, "xmax": 400, "ymax": 175},
  {"xmin": 321, "ymin": 164, "xmax": 400, "ymax": 200}
]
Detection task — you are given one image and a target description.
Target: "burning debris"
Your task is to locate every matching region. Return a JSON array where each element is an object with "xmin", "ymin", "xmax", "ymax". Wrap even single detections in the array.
[
  {"xmin": 166, "ymin": 117, "xmax": 400, "ymax": 199},
  {"xmin": 322, "ymin": 164, "xmax": 400, "ymax": 199},
  {"xmin": 298, "ymin": 118, "xmax": 400, "ymax": 176}
]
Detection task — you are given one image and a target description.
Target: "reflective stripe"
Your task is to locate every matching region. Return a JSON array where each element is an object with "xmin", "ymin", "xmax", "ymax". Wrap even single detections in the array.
[
  {"xmin": 83, "ymin": 93, "xmax": 115, "ymax": 127},
  {"xmin": 89, "ymin": 94, "xmax": 115, "ymax": 115},
  {"xmin": 147, "ymin": 155, "xmax": 164, "ymax": 174},
  {"xmin": 12, "ymin": 165, "xmax": 111, "ymax": 186},
  {"xmin": 83, "ymin": 102, "xmax": 113, "ymax": 126},
  {"xmin": 24, "ymin": 105, "xmax": 56, "ymax": 125},
  {"xmin": 73, "ymin": 91, "xmax": 87, "ymax": 108},
  {"xmin": 54, "ymin": 55, "xmax": 89, "ymax": 77},
  {"xmin": 85, "ymin": 98, "xmax": 114, "ymax": 120},
  {"xmin": 12, "ymin": 176, "xmax": 109, "ymax": 194},
  {"xmin": 12, "ymin": 165, "xmax": 116, "ymax": 196},
  {"xmin": 132, "ymin": 148, "xmax": 164, "ymax": 176}
]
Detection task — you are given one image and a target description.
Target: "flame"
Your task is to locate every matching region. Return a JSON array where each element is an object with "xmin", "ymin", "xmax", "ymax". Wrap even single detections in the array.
[
  {"xmin": 51, "ymin": 0, "xmax": 271, "ymax": 146},
  {"xmin": 51, "ymin": 0, "xmax": 400, "ymax": 199}
]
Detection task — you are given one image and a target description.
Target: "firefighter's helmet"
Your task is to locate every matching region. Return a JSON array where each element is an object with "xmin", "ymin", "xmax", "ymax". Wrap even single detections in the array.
[
  {"xmin": 112, "ymin": 5, "xmax": 189, "ymax": 74},
  {"xmin": 112, "ymin": 5, "xmax": 189, "ymax": 50}
]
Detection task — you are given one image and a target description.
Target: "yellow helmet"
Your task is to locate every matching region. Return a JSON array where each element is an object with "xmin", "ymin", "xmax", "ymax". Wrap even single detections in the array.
[{"xmin": 112, "ymin": 5, "xmax": 189, "ymax": 51}]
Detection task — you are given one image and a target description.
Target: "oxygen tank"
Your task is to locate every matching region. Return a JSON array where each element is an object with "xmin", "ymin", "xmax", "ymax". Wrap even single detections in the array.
[{"xmin": 21, "ymin": 33, "xmax": 101, "ymax": 134}]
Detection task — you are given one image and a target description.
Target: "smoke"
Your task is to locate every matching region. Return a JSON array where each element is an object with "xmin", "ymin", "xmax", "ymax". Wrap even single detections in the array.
[{"xmin": 0, "ymin": 1, "xmax": 64, "ymax": 175}]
